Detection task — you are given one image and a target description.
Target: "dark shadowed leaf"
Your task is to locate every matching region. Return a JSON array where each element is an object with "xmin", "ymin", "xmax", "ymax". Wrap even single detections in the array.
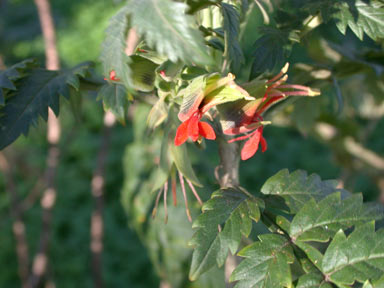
[
  {"xmin": 98, "ymin": 83, "xmax": 129, "ymax": 124},
  {"xmin": 0, "ymin": 62, "xmax": 92, "ymax": 150},
  {"xmin": 0, "ymin": 59, "xmax": 38, "ymax": 105},
  {"xmin": 221, "ymin": 3, "xmax": 244, "ymax": 74},
  {"xmin": 250, "ymin": 28, "xmax": 293, "ymax": 79}
]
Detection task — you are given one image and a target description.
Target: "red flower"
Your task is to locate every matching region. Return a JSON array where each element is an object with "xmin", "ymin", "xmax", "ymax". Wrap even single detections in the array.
[
  {"xmin": 174, "ymin": 111, "xmax": 216, "ymax": 146},
  {"xmin": 104, "ymin": 70, "xmax": 120, "ymax": 81},
  {"xmin": 229, "ymin": 125, "xmax": 267, "ymax": 160},
  {"xmin": 225, "ymin": 63, "xmax": 320, "ymax": 160}
]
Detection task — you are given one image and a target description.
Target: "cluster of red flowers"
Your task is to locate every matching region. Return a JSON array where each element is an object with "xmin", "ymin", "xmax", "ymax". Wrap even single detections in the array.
[{"xmin": 174, "ymin": 64, "xmax": 320, "ymax": 160}]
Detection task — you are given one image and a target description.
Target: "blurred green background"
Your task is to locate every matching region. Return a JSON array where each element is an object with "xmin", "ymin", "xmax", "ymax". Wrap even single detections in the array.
[{"xmin": 0, "ymin": 0, "xmax": 383, "ymax": 287}]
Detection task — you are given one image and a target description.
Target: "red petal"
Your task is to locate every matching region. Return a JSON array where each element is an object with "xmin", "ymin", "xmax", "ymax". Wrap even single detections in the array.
[
  {"xmin": 241, "ymin": 131, "xmax": 261, "ymax": 160},
  {"xmin": 187, "ymin": 113, "xmax": 200, "ymax": 141},
  {"xmin": 174, "ymin": 121, "xmax": 189, "ymax": 146},
  {"xmin": 260, "ymin": 136, "xmax": 267, "ymax": 152},
  {"xmin": 198, "ymin": 122, "xmax": 216, "ymax": 140}
]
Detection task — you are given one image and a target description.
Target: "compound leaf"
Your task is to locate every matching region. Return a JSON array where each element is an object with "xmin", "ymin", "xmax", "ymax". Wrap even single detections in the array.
[
  {"xmin": 0, "ymin": 62, "xmax": 92, "ymax": 150},
  {"xmin": 221, "ymin": 3, "xmax": 244, "ymax": 74},
  {"xmin": 189, "ymin": 188, "xmax": 262, "ymax": 280},
  {"xmin": 230, "ymin": 234, "xmax": 294, "ymax": 288},
  {"xmin": 290, "ymin": 192, "xmax": 384, "ymax": 242},
  {"xmin": 100, "ymin": 6, "xmax": 132, "ymax": 88},
  {"xmin": 261, "ymin": 169, "xmax": 344, "ymax": 214},
  {"xmin": 130, "ymin": 0, "xmax": 211, "ymax": 65},
  {"xmin": 333, "ymin": 0, "xmax": 384, "ymax": 41},
  {"xmin": 322, "ymin": 222, "xmax": 384, "ymax": 286}
]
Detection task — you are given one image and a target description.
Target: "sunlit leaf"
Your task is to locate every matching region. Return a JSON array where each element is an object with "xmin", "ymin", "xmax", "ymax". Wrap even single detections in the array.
[
  {"xmin": 230, "ymin": 234, "xmax": 294, "ymax": 288},
  {"xmin": 189, "ymin": 188, "xmax": 262, "ymax": 280},
  {"xmin": 130, "ymin": 0, "xmax": 211, "ymax": 65}
]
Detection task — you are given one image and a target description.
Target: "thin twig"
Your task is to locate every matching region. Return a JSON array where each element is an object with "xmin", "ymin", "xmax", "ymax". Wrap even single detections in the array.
[
  {"xmin": 0, "ymin": 152, "xmax": 30, "ymax": 288},
  {"xmin": 89, "ymin": 28, "xmax": 138, "ymax": 288},
  {"xmin": 29, "ymin": 0, "xmax": 60, "ymax": 286},
  {"xmin": 90, "ymin": 111, "xmax": 115, "ymax": 288}
]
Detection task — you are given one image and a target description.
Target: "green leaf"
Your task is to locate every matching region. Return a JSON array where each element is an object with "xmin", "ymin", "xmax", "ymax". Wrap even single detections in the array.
[
  {"xmin": 290, "ymin": 192, "xmax": 384, "ymax": 242},
  {"xmin": 189, "ymin": 188, "xmax": 262, "ymax": 280},
  {"xmin": 261, "ymin": 169, "xmax": 343, "ymax": 214},
  {"xmin": 230, "ymin": 234, "xmax": 294, "ymax": 288},
  {"xmin": 178, "ymin": 73, "xmax": 253, "ymax": 121},
  {"xmin": 129, "ymin": 55, "xmax": 158, "ymax": 92},
  {"xmin": 250, "ymin": 28, "xmax": 293, "ymax": 79},
  {"xmin": 333, "ymin": 0, "xmax": 384, "ymax": 41},
  {"xmin": 130, "ymin": 0, "xmax": 211, "ymax": 65},
  {"xmin": 322, "ymin": 222, "xmax": 384, "ymax": 286},
  {"xmin": 296, "ymin": 272, "xmax": 330, "ymax": 288},
  {"xmin": 0, "ymin": 59, "xmax": 38, "ymax": 105},
  {"xmin": 0, "ymin": 62, "xmax": 92, "ymax": 150},
  {"xmin": 221, "ymin": 3, "xmax": 244, "ymax": 74},
  {"xmin": 186, "ymin": 0, "xmax": 220, "ymax": 14},
  {"xmin": 98, "ymin": 83, "xmax": 129, "ymax": 124},
  {"xmin": 100, "ymin": 6, "xmax": 132, "ymax": 88},
  {"xmin": 169, "ymin": 141, "xmax": 202, "ymax": 187}
]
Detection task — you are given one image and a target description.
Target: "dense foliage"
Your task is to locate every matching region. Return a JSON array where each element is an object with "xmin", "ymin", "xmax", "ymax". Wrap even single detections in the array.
[{"xmin": 1, "ymin": 0, "xmax": 384, "ymax": 287}]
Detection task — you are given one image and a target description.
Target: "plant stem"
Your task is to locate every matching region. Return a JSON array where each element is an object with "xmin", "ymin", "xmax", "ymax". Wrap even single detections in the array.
[
  {"xmin": 217, "ymin": 134, "xmax": 240, "ymax": 287},
  {"xmin": 217, "ymin": 135, "xmax": 240, "ymax": 188}
]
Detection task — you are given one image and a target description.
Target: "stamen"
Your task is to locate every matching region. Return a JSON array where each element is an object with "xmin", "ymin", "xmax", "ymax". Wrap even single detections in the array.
[
  {"xmin": 267, "ymin": 74, "xmax": 288, "ymax": 90},
  {"xmin": 163, "ymin": 181, "xmax": 168, "ymax": 224},
  {"xmin": 269, "ymin": 90, "xmax": 316, "ymax": 97},
  {"xmin": 172, "ymin": 173, "xmax": 177, "ymax": 206},
  {"xmin": 267, "ymin": 63, "xmax": 289, "ymax": 84},
  {"xmin": 228, "ymin": 129, "xmax": 259, "ymax": 143},
  {"xmin": 179, "ymin": 172, "xmax": 192, "ymax": 222},
  {"xmin": 278, "ymin": 84, "xmax": 312, "ymax": 91},
  {"xmin": 152, "ymin": 187, "xmax": 164, "ymax": 219},
  {"xmin": 186, "ymin": 179, "xmax": 203, "ymax": 206}
]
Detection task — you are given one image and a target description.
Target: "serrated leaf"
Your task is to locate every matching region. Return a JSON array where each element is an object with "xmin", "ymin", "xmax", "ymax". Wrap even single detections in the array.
[
  {"xmin": 130, "ymin": 0, "xmax": 211, "ymax": 65},
  {"xmin": 290, "ymin": 192, "xmax": 384, "ymax": 242},
  {"xmin": 0, "ymin": 62, "xmax": 92, "ymax": 150},
  {"xmin": 230, "ymin": 234, "xmax": 294, "ymax": 288},
  {"xmin": 322, "ymin": 222, "xmax": 384, "ymax": 286},
  {"xmin": 98, "ymin": 83, "xmax": 129, "ymax": 124},
  {"xmin": 333, "ymin": 0, "xmax": 384, "ymax": 41},
  {"xmin": 0, "ymin": 59, "xmax": 38, "ymax": 105},
  {"xmin": 261, "ymin": 169, "xmax": 344, "ymax": 214},
  {"xmin": 100, "ymin": 6, "xmax": 132, "ymax": 88},
  {"xmin": 189, "ymin": 188, "xmax": 262, "ymax": 280},
  {"xmin": 250, "ymin": 27, "xmax": 292, "ymax": 79},
  {"xmin": 221, "ymin": 3, "xmax": 244, "ymax": 74}
]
